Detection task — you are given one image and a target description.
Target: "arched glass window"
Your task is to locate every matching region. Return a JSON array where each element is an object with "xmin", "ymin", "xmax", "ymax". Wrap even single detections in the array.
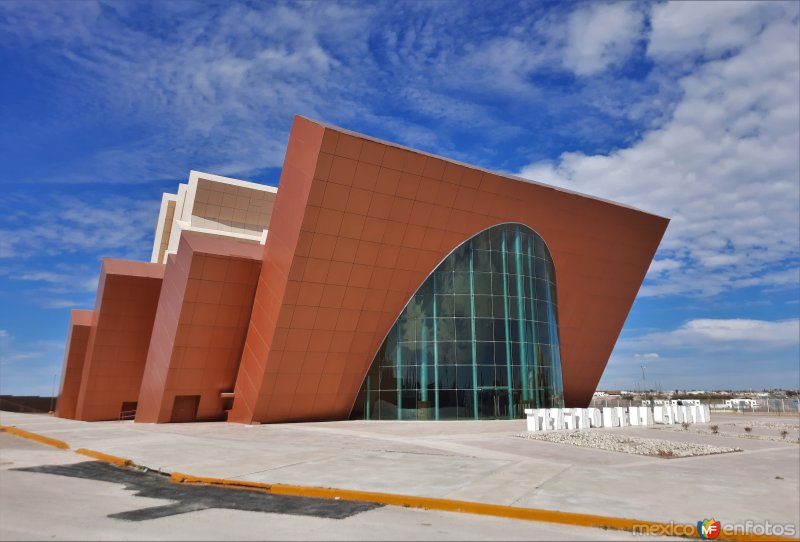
[{"xmin": 350, "ymin": 223, "xmax": 564, "ymax": 420}]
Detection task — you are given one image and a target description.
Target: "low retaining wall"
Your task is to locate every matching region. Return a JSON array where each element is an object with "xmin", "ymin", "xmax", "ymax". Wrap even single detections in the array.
[{"xmin": 525, "ymin": 405, "xmax": 711, "ymax": 431}]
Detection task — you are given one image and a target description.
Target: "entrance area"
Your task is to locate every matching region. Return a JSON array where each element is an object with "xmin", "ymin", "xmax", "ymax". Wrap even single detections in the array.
[{"xmin": 170, "ymin": 395, "xmax": 200, "ymax": 423}]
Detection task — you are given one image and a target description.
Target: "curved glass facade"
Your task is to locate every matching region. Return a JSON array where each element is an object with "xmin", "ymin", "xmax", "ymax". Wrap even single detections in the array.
[{"xmin": 350, "ymin": 223, "xmax": 564, "ymax": 420}]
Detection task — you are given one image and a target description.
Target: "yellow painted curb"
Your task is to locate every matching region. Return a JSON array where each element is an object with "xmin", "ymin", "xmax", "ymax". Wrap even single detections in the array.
[
  {"xmin": 74, "ymin": 448, "xmax": 132, "ymax": 467},
  {"xmin": 170, "ymin": 473, "xmax": 798, "ymax": 542},
  {"xmin": 171, "ymin": 472, "xmax": 273, "ymax": 492},
  {"xmin": 267, "ymin": 484, "xmax": 779, "ymax": 541},
  {"xmin": 0, "ymin": 425, "xmax": 69, "ymax": 450},
  {"xmin": 3, "ymin": 425, "xmax": 796, "ymax": 541}
]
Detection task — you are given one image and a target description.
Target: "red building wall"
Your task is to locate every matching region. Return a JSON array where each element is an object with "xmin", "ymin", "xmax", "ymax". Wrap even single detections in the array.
[
  {"xmin": 136, "ymin": 232, "xmax": 261, "ymax": 423},
  {"xmin": 74, "ymin": 259, "xmax": 164, "ymax": 421},
  {"xmin": 229, "ymin": 116, "xmax": 669, "ymax": 424},
  {"xmin": 54, "ymin": 309, "xmax": 93, "ymax": 419}
]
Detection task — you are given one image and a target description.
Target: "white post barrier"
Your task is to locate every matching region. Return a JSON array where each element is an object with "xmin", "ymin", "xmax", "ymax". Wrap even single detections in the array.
[
  {"xmin": 629, "ymin": 406, "xmax": 640, "ymax": 426},
  {"xmin": 578, "ymin": 409, "xmax": 590, "ymax": 429},
  {"xmin": 525, "ymin": 405, "xmax": 708, "ymax": 432},
  {"xmin": 672, "ymin": 405, "xmax": 682, "ymax": 423},
  {"xmin": 551, "ymin": 409, "xmax": 564, "ymax": 431},
  {"xmin": 563, "ymin": 409, "xmax": 576, "ymax": 430},
  {"xmin": 525, "ymin": 409, "xmax": 538, "ymax": 431},
  {"xmin": 540, "ymin": 409, "xmax": 550, "ymax": 431},
  {"xmin": 588, "ymin": 408, "xmax": 602, "ymax": 428},
  {"xmin": 602, "ymin": 407, "xmax": 614, "ymax": 427},
  {"xmin": 614, "ymin": 406, "xmax": 627, "ymax": 427}
]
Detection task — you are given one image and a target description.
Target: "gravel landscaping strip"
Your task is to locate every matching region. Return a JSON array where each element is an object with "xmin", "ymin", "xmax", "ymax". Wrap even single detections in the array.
[
  {"xmin": 516, "ymin": 430, "xmax": 742, "ymax": 458},
  {"xmin": 650, "ymin": 421, "xmax": 800, "ymax": 443}
]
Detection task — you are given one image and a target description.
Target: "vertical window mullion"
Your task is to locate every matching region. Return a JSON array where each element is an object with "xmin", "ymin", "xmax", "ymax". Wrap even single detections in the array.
[{"xmin": 501, "ymin": 228, "xmax": 513, "ymax": 419}]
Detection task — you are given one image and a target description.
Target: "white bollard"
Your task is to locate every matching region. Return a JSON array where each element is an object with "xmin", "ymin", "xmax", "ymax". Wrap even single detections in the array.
[
  {"xmin": 653, "ymin": 406, "xmax": 664, "ymax": 424},
  {"xmin": 602, "ymin": 407, "xmax": 614, "ymax": 427},
  {"xmin": 525, "ymin": 409, "xmax": 538, "ymax": 431},
  {"xmin": 563, "ymin": 409, "xmax": 575, "ymax": 430},
  {"xmin": 639, "ymin": 407, "xmax": 652, "ymax": 426},
  {"xmin": 664, "ymin": 406, "xmax": 674, "ymax": 424},
  {"xmin": 695, "ymin": 405, "xmax": 704, "ymax": 423},
  {"xmin": 614, "ymin": 406, "xmax": 627, "ymax": 427},
  {"xmin": 704, "ymin": 405, "xmax": 711, "ymax": 422},
  {"xmin": 588, "ymin": 408, "xmax": 602, "ymax": 428},
  {"xmin": 629, "ymin": 406, "xmax": 640, "ymax": 426},
  {"xmin": 552, "ymin": 409, "xmax": 564, "ymax": 431},
  {"xmin": 539, "ymin": 409, "xmax": 550, "ymax": 431},
  {"xmin": 578, "ymin": 409, "xmax": 590, "ymax": 429}
]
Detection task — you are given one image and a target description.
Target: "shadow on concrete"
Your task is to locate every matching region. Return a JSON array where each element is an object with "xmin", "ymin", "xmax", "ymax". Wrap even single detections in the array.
[{"xmin": 15, "ymin": 461, "xmax": 381, "ymax": 521}]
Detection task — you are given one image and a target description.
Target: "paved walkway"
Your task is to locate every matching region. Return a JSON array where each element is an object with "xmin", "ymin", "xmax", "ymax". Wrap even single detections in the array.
[
  {"xmin": 1, "ymin": 411, "xmax": 798, "ymax": 533},
  {"xmin": 1, "ymin": 432, "xmax": 669, "ymax": 541}
]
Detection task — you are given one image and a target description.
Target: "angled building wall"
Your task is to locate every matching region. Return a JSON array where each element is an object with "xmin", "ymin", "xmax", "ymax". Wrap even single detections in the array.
[
  {"xmin": 229, "ymin": 116, "xmax": 668, "ymax": 424},
  {"xmin": 55, "ymin": 309, "xmax": 93, "ymax": 419},
  {"xmin": 136, "ymin": 232, "xmax": 261, "ymax": 423},
  {"xmin": 74, "ymin": 259, "xmax": 164, "ymax": 421},
  {"xmin": 57, "ymin": 116, "xmax": 667, "ymax": 425}
]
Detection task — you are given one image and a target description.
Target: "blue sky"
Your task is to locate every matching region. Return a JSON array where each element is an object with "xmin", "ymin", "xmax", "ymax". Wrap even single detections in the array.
[{"xmin": 0, "ymin": 1, "xmax": 798, "ymax": 395}]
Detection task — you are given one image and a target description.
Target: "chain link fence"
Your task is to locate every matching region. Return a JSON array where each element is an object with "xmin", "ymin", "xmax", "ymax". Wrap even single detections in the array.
[{"xmin": 588, "ymin": 397, "xmax": 800, "ymax": 416}]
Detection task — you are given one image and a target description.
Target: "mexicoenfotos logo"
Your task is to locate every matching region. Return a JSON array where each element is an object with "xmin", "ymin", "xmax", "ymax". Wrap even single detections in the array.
[
  {"xmin": 633, "ymin": 519, "xmax": 795, "ymax": 537},
  {"xmin": 697, "ymin": 518, "xmax": 721, "ymax": 539}
]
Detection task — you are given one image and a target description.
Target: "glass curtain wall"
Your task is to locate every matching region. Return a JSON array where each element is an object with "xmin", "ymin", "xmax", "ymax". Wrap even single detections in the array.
[{"xmin": 350, "ymin": 223, "xmax": 564, "ymax": 420}]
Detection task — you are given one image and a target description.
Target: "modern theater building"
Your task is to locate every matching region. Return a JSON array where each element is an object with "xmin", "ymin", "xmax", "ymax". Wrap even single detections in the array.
[{"xmin": 56, "ymin": 116, "xmax": 668, "ymax": 424}]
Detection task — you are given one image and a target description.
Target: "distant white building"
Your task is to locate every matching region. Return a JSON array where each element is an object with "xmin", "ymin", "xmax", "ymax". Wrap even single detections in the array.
[
  {"xmin": 641, "ymin": 399, "xmax": 701, "ymax": 406},
  {"xmin": 725, "ymin": 398, "xmax": 758, "ymax": 408},
  {"xmin": 593, "ymin": 391, "xmax": 621, "ymax": 398}
]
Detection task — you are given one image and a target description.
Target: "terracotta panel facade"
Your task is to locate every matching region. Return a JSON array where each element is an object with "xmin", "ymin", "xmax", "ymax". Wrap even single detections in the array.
[
  {"xmin": 136, "ymin": 232, "xmax": 261, "ymax": 423},
  {"xmin": 227, "ymin": 118, "xmax": 327, "ymax": 423},
  {"xmin": 57, "ymin": 115, "xmax": 667, "ymax": 425},
  {"xmin": 230, "ymin": 117, "xmax": 668, "ymax": 423},
  {"xmin": 74, "ymin": 259, "xmax": 164, "ymax": 421},
  {"xmin": 55, "ymin": 309, "xmax": 93, "ymax": 419}
]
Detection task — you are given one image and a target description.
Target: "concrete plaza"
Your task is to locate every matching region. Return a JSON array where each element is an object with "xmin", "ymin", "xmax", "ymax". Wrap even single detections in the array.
[{"xmin": 1, "ymin": 411, "xmax": 797, "ymax": 539}]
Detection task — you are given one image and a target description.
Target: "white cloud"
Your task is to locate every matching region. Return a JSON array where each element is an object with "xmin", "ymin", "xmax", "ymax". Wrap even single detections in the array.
[
  {"xmin": 520, "ymin": 4, "xmax": 800, "ymax": 297},
  {"xmin": 634, "ymin": 352, "xmax": 660, "ymax": 359},
  {"xmin": 0, "ymin": 331, "xmax": 64, "ymax": 368},
  {"xmin": 622, "ymin": 318, "xmax": 800, "ymax": 352},
  {"xmin": 18, "ymin": 271, "xmax": 97, "ymax": 292},
  {"xmin": 0, "ymin": 194, "xmax": 156, "ymax": 260},
  {"xmin": 0, "ymin": 0, "xmax": 101, "ymax": 44},
  {"xmin": 647, "ymin": 258, "xmax": 682, "ymax": 277},
  {"xmin": 732, "ymin": 268, "xmax": 800, "ymax": 289},
  {"xmin": 563, "ymin": 2, "xmax": 645, "ymax": 76},
  {"xmin": 647, "ymin": 1, "xmax": 781, "ymax": 61},
  {"xmin": 39, "ymin": 299, "xmax": 84, "ymax": 310},
  {"xmin": 0, "ymin": 331, "xmax": 65, "ymax": 395},
  {"xmin": 0, "ymin": 1, "xmax": 666, "ymax": 184}
]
